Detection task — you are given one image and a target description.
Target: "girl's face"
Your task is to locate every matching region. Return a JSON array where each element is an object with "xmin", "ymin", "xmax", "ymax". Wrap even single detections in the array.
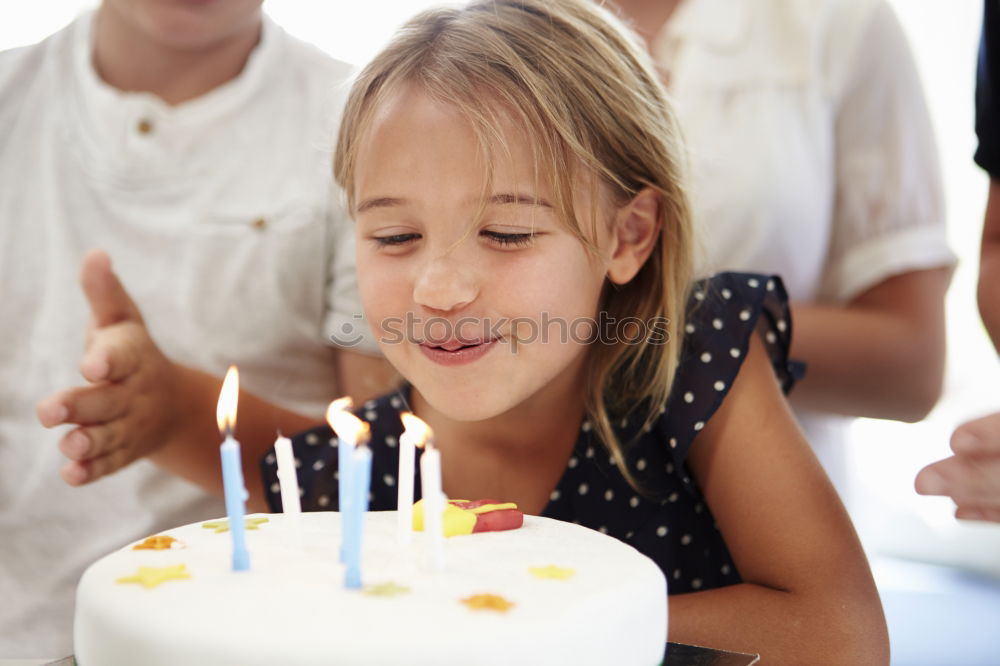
[{"xmin": 353, "ymin": 85, "xmax": 617, "ymax": 422}]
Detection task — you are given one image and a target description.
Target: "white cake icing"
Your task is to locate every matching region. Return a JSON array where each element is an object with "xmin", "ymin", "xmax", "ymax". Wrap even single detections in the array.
[{"xmin": 75, "ymin": 512, "xmax": 667, "ymax": 665}]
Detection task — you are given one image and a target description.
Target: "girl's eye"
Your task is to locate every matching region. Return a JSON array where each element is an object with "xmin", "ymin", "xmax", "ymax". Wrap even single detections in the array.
[
  {"xmin": 372, "ymin": 233, "xmax": 420, "ymax": 248},
  {"xmin": 481, "ymin": 230, "xmax": 535, "ymax": 248}
]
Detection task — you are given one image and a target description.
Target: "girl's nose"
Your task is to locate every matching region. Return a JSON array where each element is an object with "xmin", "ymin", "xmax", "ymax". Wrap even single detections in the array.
[{"xmin": 412, "ymin": 253, "xmax": 478, "ymax": 313}]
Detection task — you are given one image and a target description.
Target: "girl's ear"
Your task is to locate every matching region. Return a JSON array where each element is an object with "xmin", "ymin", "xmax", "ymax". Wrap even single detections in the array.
[{"xmin": 606, "ymin": 187, "xmax": 662, "ymax": 285}]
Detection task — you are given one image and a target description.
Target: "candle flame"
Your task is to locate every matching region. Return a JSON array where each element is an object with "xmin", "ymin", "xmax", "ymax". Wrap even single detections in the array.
[
  {"xmin": 327, "ymin": 396, "xmax": 353, "ymax": 417},
  {"xmin": 400, "ymin": 412, "xmax": 433, "ymax": 449},
  {"xmin": 326, "ymin": 397, "xmax": 370, "ymax": 446},
  {"xmin": 216, "ymin": 365, "xmax": 239, "ymax": 436}
]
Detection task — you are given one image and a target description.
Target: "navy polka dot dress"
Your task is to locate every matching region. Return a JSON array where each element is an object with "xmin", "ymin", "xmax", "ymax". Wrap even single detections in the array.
[{"xmin": 261, "ymin": 272, "xmax": 799, "ymax": 594}]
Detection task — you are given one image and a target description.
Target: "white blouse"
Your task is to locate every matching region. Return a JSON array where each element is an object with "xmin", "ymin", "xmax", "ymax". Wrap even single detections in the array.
[
  {"xmin": 657, "ymin": 0, "xmax": 953, "ymax": 303},
  {"xmin": 652, "ymin": 0, "xmax": 955, "ymax": 488}
]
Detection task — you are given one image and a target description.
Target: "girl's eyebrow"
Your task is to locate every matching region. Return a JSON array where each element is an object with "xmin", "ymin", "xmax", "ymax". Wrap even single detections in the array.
[
  {"xmin": 356, "ymin": 193, "xmax": 552, "ymax": 214},
  {"xmin": 356, "ymin": 196, "xmax": 406, "ymax": 213},
  {"xmin": 489, "ymin": 193, "xmax": 552, "ymax": 208}
]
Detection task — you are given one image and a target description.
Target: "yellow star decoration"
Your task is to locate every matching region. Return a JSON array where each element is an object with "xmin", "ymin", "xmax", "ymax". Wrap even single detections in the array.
[
  {"xmin": 461, "ymin": 593, "xmax": 515, "ymax": 612},
  {"xmin": 116, "ymin": 564, "xmax": 191, "ymax": 590},
  {"xmin": 201, "ymin": 516, "xmax": 269, "ymax": 533},
  {"xmin": 362, "ymin": 582, "xmax": 411, "ymax": 597},
  {"xmin": 528, "ymin": 564, "xmax": 576, "ymax": 580},
  {"xmin": 132, "ymin": 535, "xmax": 183, "ymax": 551}
]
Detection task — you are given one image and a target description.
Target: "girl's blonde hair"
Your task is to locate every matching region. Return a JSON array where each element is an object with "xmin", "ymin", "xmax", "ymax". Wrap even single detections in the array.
[{"xmin": 334, "ymin": 0, "xmax": 694, "ymax": 491}]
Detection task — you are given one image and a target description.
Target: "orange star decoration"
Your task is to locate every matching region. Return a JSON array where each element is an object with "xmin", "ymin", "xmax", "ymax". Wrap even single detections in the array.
[
  {"xmin": 460, "ymin": 593, "xmax": 515, "ymax": 612},
  {"xmin": 116, "ymin": 564, "xmax": 191, "ymax": 590},
  {"xmin": 202, "ymin": 516, "xmax": 269, "ymax": 533},
  {"xmin": 362, "ymin": 582, "xmax": 411, "ymax": 597},
  {"xmin": 132, "ymin": 535, "xmax": 183, "ymax": 551},
  {"xmin": 528, "ymin": 564, "xmax": 575, "ymax": 580}
]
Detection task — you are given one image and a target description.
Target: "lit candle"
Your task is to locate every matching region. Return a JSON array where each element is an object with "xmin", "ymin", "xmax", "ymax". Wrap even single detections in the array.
[
  {"xmin": 419, "ymin": 438, "xmax": 446, "ymax": 571},
  {"xmin": 216, "ymin": 366, "xmax": 250, "ymax": 571},
  {"xmin": 344, "ymin": 442, "xmax": 372, "ymax": 588},
  {"xmin": 327, "ymin": 403, "xmax": 372, "ymax": 589},
  {"xmin": 327, "ymin": 398, "xmax": 354, "ymax": 563},
  {"xmin": 273, "ymin": 434, "xmax": 301, "ymax": 515},
  {"xmin": 397, "ymin": 412, "xmax": 428, "ymax": 545}
]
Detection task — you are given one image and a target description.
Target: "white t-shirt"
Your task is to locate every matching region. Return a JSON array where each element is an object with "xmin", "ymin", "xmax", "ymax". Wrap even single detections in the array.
[
  {"xmin": 0, "ymin": 13, "xmax": 374, "ymax": 656},
  {"xmin": 653, "ymin": 0, "xmax": 955, "ymax": 490}
]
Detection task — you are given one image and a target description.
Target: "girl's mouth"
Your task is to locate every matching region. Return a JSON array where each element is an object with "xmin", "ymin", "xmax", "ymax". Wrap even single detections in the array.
[{"xmin": 419, "ymin": 339, "xmax": 499, "ymax": 366}]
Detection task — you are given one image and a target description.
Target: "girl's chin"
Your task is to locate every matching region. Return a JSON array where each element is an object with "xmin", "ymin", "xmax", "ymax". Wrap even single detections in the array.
[{"xmin": 413, "ymin": 383, "xmax": 522, "ymax": 423}]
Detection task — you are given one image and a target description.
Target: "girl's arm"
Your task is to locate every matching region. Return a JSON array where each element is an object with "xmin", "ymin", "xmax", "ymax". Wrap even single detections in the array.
[
  {"xmin": 787, "ymin": 265, "xmax": 951, "ymax": 422},
  {"xmin": 671, "ymin": 335, "xmax": 889, "ymax": 664}
]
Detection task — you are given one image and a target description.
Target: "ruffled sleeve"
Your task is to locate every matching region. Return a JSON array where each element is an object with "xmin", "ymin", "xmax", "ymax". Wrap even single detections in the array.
[{"xmin": 656, "ymin": 272, "xmax": 800, "ymax": 467}]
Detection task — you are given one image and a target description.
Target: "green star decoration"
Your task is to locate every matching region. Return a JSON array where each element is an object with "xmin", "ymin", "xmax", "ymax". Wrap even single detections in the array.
[
  {"xmin": 201, "ymin": 516, "xmax": 270, "ymax": 533},
  {"xmin": 363, "ymin": 582, "xmax": 411, "ymax": 597},
  {"xmin": 116, "ymin": 564, "xmax": 191, "ymax": 590}
]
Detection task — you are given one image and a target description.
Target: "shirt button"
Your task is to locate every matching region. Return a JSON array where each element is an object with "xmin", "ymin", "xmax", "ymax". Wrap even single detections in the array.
[
  {"xmin": 251, "ymin": 217, "xmax": 268, "ymax": 230},
  {"xmin": 136, "ymin": 118, "xmax": 154, "ymax": 135}
]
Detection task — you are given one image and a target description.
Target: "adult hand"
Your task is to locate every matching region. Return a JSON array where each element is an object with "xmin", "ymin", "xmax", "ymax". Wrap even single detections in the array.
[
  {"xmin": 36, "ymin": 249, "xmax": 182, "ymax": 486},
  {"xmin": 915, "ymin": 412, "xmax": 1000, "ymax": 522}
]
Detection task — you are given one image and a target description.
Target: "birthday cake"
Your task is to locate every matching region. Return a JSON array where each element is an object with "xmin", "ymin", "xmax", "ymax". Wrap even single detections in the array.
[{"xmin": 74, "ymin": 511, "xmax": 667, "ymax": 665}]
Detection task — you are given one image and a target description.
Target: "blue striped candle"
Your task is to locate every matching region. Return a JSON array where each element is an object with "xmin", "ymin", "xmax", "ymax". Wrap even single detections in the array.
[
  {"xmin": 220, "ymin": 435, "xmax": 250, "ymax": 571},
  {"xmin": 326, "ymin": 399, "xmax": 371, "ymax": 582},
  {"xmin": 343, "ymin": 443, "xmax": 372, "ymax": 589},
  {"xmin": 216, "ymin": 366, "xmax": 249, "ymax": 572},
  {"xmin": 326, "ymin": 398, "xmax": 355, "ymax": 563}
]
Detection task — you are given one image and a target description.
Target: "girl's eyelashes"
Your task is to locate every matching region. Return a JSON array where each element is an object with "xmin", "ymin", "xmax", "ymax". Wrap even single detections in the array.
[
  {"xmin": 368, "ymin": 229, "xmax": 538, "ymax": 251},
  {"xmin": 480, "ymin": 229, "xmax": 536, "ymax": 248},
  {"xmin": 371, "ymin": 233, "xmax": 421, "ymax": 248}
]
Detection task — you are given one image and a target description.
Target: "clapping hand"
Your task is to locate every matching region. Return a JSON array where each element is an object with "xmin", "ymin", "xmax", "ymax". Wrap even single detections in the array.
[{"xmin": 36, "ymin": 250, "xmax": 182, "ymax": 486}]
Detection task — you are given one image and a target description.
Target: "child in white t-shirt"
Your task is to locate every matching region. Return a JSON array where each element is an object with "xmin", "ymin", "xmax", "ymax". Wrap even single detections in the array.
[{"xmin": 16, "ymin": 1, "xmax": 390, "ymax": 656}]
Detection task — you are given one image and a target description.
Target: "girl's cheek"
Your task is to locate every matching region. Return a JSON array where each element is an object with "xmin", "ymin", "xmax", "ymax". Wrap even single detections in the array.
[
  {"xmin": 360, "ymin": 261, "xmax": 413, "ymax": 323},
  {"xmin": 358, "ymin": 253, "xmax": 398, "ymax": 288}
]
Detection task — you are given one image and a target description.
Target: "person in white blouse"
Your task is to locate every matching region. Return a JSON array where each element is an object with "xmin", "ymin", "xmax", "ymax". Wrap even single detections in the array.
[{"xmin": 610, "ymin": 0, "xmax": 955, "ymax": 495}]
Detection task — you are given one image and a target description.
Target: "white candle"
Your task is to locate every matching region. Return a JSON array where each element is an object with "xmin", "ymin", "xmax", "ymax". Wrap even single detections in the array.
[
  {"xmin": 420, "ymin": 442, "xmax": 446, "ymax": 571},
  {"xmin": 397, "ymin": 413, "xmax": 426, "ymax": 545},
  {"xmin": 274, "ymin": 435, "xmax": 301, "ymax": 514},
  {"xmin": 398, "ymin": 433, "xmax": 415, "ymax": 543}
]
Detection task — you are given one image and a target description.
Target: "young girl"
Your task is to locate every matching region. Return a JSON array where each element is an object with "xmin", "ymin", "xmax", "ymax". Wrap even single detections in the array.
[{"xmin": 261, "ymin": 0, "xmax": 888, "ymax": 661}]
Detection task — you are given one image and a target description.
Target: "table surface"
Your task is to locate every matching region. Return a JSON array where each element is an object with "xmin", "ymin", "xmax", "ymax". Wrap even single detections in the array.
[
  {"xmin": 1, "ymin": 643, "xmax": 760, "ymax": 666},
  {"xmin": 666, "ymin": 642, "xmax": 760, "ymax": 665}
]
